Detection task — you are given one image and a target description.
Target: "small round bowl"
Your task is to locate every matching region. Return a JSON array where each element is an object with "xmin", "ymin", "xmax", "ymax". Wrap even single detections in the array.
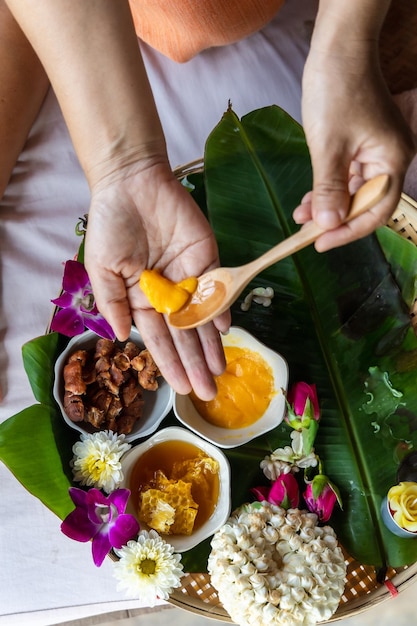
[
  {"xmin": 381, "ymin": 496, "xmax": 417, "ymax": 539},
  {"xmin": 173, "ymin": 326, "xmax": 289, "ymax": 448},
  {"xmin": 120, "ymin": 426, "xmax": 231, "ymax": 551},
  {"xmin": 53, "ymin": 327, "xmax": 174, "ymax": 443}
]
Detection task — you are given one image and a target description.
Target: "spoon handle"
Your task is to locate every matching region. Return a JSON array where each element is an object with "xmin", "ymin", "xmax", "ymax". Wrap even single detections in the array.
[{"xmin": 243, "ymin": 174, "xmax": 390, "ymax": 279}]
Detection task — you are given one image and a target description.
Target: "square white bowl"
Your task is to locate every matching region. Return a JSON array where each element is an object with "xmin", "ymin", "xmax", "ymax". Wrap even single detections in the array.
[
  {"xmin": 119, "ymin": 426, "xmax": 231, "ymax": 551},
  {"xmin": 53, "ymin": 327, "xmax": 174, "ymax": 443},
  {"xmin": 173, "ymin": 326, "xmax": 288, "ymax": 448}
]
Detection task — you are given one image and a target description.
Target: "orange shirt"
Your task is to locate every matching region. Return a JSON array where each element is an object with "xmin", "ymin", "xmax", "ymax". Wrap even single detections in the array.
[{"xmin": 128, "ymin": 0, "xmax": 285, "ymax": 62}]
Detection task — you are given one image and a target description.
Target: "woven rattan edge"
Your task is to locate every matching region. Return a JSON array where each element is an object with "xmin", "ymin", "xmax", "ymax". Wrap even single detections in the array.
[
  {"xmin": 168, "ymin": 561, "xmax": 417, "ymax": 624},
  {"xmin": 168, "ymin": 592, "xmax": 232, "ymax": 623}
]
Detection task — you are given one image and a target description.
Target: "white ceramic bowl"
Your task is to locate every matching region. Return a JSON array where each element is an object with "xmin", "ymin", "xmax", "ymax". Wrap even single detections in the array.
[
  {"xmin": 174, "ymin": 326, "xmax": 288, "ymax": 448},
  {"xmin": 120, "ymin": 426, "xmax": 231, "ymax": 551},
  {"xmin": 53, "ymin": 327, "xmax": 174, "ymax": 443}
]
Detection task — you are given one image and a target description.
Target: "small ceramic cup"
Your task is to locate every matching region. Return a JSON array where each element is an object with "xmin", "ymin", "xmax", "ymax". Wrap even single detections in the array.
[{"xmin": 381, "ymin": 495, "xmax": 417, "ymax": 539}]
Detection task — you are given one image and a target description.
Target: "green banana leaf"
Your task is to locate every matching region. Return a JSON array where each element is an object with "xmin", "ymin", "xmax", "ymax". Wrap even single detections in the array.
[
  {"xmin": 199, "ymin": 104, "xmax": 417, "ymax": 571},
  {"xmin": 22, "ymin": 332, "xmax": 63, "ymax": 405},
  {"xmin": 1, "ymin": 105, "xmax": 417, "ymax": 577},
  {"xmin": 0, "ymin": 403, "xmax": 74, "ymax": 519},
  {"xmin": 0, "ymin": 332, "xmax": 76, "ymax": 520}
]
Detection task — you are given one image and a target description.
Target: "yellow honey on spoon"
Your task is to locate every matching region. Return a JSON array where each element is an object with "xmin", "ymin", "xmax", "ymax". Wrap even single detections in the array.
[{"xmin": 139, "ymin": 269, "xmax": 197, "ymax": 314}]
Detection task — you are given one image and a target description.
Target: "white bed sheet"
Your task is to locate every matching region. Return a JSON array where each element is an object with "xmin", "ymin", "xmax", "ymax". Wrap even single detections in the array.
[{"xmin": 0, "ymin": 1, "xmax": 317, "ymax": 623}]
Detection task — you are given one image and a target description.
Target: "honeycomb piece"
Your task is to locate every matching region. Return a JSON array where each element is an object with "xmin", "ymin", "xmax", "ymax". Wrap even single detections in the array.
[
  {"xmin": 171, "ymin": 455, "xmax": 219, "ymax": 500},
  {"xmin": 138, "ymin": 476, "xmax": 198, "ymax": 535},
  {"xmin": 171, "ymin": 454, "xmax": 219, "ymax": 481},
  {"xmin": 142, "ymin": 498, "xmax": 175, "ymax": 534}
]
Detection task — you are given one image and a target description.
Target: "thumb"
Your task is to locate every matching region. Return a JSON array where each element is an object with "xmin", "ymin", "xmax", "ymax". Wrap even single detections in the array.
[{"xmin": 311, "ymin": 161, "xmax": 351, "ymax": 231}]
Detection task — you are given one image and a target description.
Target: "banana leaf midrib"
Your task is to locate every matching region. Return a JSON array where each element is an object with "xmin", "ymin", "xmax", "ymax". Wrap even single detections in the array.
[
  {"xmin": 227, "ymin": 107, "xmax": 296, "ymax": 240},
  {"xmin": 304, "ymin": 268, "xmax": 389, "ymax": 564},
  {"xmin": 264, "ymin": 243, "xmax": 391, "ymax": 566}
]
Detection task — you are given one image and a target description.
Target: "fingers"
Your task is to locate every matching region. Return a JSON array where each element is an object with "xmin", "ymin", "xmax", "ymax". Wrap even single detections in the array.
[
  {"xmin": 311, "ymin": 181, "xmax": 351, "ymax": 230},
  {"xmin": 293, "ymin": 175, "xmax": 402, "ymax": 252},
  {"xmin": 314, "ymin": 174, "xmax": 402, "ymax": 252},
  {"xmin": 293, "ymin": 191, "xmax": 313, "ymax": 225},
  {"xmin": 306, "ymin": 138, "xmax": 352, "ymax": 229},
  {"xmin": 197, "ymin": 323, "xmax": 227, "ymax": 377},
  {"xmin": 85, "ymin": 260, "xmax": 133, "ymax": 341},
  {"xmin": 292, "ymin": 171, "xmax": 403, "ymax": 252},
  {"xmin": 133, "ymin": 308, "xmax": 225, "ymax": 401},
  {"xmin": 213, "ymin": 309, "xmax": 232, "ymax": 335},
  {"xmin": 293, "ymin": 172, "xmax": 367, "ymax": 226},
  {"xmin": 86, "ymin": 238, "xmax": 226, "ymax": 401}
]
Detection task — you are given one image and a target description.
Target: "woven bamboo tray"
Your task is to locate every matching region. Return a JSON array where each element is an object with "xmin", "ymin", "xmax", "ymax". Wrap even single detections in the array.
[{"xmin": 169, "ymin": 157, "xmax": 417, "ymax": 622}]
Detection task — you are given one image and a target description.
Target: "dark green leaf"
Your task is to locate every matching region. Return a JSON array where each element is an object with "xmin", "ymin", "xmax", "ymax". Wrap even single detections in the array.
[
  {"xmin": 377, "ymin": 225, "xmax": 417, "ymax": 308},
  {"xmin": 0, "ymin": 404, "xmax": 74, "ymax": 519},
  {"xmin": 22, "ymin": 333, "xmax": 68, "ymax": 405}
]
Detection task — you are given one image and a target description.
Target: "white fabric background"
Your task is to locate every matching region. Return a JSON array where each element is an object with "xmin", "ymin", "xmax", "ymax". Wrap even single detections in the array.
[{"xmin": 0, "ymin": 2, "xmax": 318, "ymax": 622}]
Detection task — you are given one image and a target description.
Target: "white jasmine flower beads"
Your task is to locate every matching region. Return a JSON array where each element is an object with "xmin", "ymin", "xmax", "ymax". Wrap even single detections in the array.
[{"xmin": 208, "ymin": 501, "xmax": 346, "ymax": 626}]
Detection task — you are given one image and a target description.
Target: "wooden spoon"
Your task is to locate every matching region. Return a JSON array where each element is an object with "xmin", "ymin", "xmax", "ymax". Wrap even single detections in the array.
[{"xmin": 168, "ymin": 174, "xmax": 390, "ymax": 330}]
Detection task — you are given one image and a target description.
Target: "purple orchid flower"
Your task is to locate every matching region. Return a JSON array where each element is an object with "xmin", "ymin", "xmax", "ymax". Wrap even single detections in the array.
[
  {"xmin": 51, "ymin": 260, "xmax": 115, "ymax": 340},
  {"xmin": 286, "ymin": 382, "xmax": 320, "ymax": 431},
  {"xmin": 251, "ymin": 472, "xmax": 299, "ymax": 510},
  {"xmin": 61, "ymin": 487, "xmax": 139, "ymax": 566},
  {"xmin": 304, "ymin": 476, "xmax": 340, "ymax": 522}
]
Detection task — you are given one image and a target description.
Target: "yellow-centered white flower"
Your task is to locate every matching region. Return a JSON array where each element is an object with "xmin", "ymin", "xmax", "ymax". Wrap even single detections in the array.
[
  {"xmin": 71, "ymin": 430, "xmax": 131, "ymax": 493},
  {"xmin": 113, "ymin": 530, "xmax": 183, "ymax": 605}
]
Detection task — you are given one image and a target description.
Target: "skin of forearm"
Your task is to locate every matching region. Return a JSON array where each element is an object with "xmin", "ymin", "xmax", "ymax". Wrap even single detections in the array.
[
  {"xmin": 0, "ymin": 0, "xmax": 49, "ymax": 198},
  {"xmin": 5, "ymin": 0, "xmax": 166, "ymax": 189},
  {"xmin": 312, "ymin": 0, "xmax": 392, "ymax": 53}
]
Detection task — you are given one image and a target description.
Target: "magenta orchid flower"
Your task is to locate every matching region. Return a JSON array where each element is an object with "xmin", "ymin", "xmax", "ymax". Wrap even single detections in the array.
[
  {"xmin": 251, "ymin": 472, "xmax": 299, "ymax": 510},
  {"xmin": 51, "ymin": 260, "xmax": 115, "ymax": 340},
  {"xmin": 61, "ymin": 487, "xmax": 139, "ymax": 566},
  {"xmin": 304, "ymin": 475, "xmax": 341, "ymax": 522},
  {"xmin": 286, "ymin": 381, "xmax": 320, "ymax": 431}
]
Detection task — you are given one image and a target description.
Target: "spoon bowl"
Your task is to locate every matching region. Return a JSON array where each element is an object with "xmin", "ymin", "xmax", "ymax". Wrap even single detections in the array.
[{"xmin": 168, "ymin": 175, "xmax": 390, "ymax": 330}]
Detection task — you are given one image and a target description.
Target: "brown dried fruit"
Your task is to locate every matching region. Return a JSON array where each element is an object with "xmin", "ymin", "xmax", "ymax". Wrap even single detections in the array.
[{"xmin": 62, "ymin": 338, "xmax": 160, "ymax": 434}]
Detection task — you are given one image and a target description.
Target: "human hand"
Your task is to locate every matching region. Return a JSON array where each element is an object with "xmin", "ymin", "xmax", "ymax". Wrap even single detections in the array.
[
  {"xmin": 84, "ymin": 159, "xmax": 230, "ymax": 400},
  {"xmin": 294, "ymin": 39, "xmax": 415, "ymax": 252}
]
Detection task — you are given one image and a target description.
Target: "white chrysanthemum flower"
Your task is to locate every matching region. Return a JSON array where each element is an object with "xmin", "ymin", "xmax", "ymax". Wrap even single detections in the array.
[
  {"xmin": 208, "ymin": 502, "xmax": 346, "ymax": 626},
  {"xmin": 113, "ymin": 530, "xmax": 183, "ymax": 605},
  {"xmin": 71, "ymin": 430, "xmax": 131, "ymax": 493}
]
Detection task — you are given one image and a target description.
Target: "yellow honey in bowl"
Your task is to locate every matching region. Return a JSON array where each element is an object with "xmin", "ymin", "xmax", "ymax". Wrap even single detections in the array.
[
  {"xmin": 130, "ymin": 440, "xmax": 219, "ymax": 535},
  {"xmin": 190, "ymin": 346, "xmax": 275, "ymax": 429},
  {"xmin": 139, "ymin": 269, "xmax": 197, "ymax": 314}
]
